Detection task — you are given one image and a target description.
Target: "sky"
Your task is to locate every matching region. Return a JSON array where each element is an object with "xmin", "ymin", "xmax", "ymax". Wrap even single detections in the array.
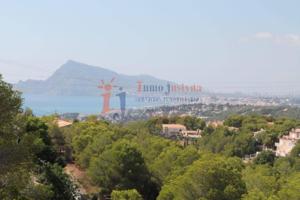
[{"xmin": 0, "ymin": 0, "xmax": 300, "ymax": 95}]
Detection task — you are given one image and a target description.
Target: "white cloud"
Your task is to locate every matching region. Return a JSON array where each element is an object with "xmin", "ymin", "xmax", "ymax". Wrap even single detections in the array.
[
  {"xmin": 283, "ymin": 34, "xmax": 300, "ymax": 46},
  {"xmin": 242, "ymin": 32, "xmax": 300, "ymax": 46},
  {"xmin": 253, "ymin": 32, "xmax": 273, "ymax": 39}
]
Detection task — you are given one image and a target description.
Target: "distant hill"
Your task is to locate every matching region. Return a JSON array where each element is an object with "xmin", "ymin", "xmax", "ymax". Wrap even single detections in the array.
[{"xmin": 14, "ymin": 60, "xmax": 171, "ymax": 96}]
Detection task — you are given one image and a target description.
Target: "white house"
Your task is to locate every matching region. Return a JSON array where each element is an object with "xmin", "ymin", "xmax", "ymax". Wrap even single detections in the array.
[{"xmin": 275, "ymin": 128, "xmax": 300, "ymax": 157}]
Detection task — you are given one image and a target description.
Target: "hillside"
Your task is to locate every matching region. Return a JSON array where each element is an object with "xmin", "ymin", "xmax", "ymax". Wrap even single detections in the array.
[
  {"xmin": 14, "ymin": 60, "xmax": 170, "ymax": 96},
  {"xmin": 2, "ymin": 74, "xmax": 300, "ymax": 200}
]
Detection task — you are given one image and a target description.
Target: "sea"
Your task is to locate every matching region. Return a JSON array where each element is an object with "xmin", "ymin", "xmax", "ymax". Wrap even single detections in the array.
[
  {"xmin": 22, "ymin": 94, "xmax": 168, "ymax": 116},
  {"xmin": 22, "ymin": 95, "xmax": 139, "ymax": 116}
]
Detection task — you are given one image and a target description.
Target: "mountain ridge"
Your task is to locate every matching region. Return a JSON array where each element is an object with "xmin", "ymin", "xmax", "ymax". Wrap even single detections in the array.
[{"xmin": 14, "ymin": 60, "xmax": 171, "ymax": 96}]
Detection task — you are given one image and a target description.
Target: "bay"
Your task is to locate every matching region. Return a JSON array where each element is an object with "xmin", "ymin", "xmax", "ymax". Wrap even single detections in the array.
[{"xmin": 22, "ymin": 94, "xmax": 147, "ymax": 116}]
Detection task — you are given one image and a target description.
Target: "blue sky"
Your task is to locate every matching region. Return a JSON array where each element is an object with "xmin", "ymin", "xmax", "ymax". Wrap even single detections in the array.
[{"xmin": 0, "ymin": 0, "xmax": 300, "ymax": 94}]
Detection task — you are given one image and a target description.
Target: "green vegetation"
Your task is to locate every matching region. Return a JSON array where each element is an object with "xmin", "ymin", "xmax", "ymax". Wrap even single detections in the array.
[
  {"xmin": 253, "ymin": 150, "xmax": 275, "ymax": 165},
  {"xmin": 111, "ymin": 189, "xmax": 143, "ymax": 200},
  {"xmin": 1, "ymin": 75, "xmax": 300, "ymax": 200},
  {"xmin": 158, "ymin": 155, "xmax": 246, "ymax": 200},
  {"xmin": 88, "ymin": 140, "xmax": 157, "ymax": 199},
  {"xmin": 0, "ymin": 75, "xmax": 77, "ymax": 200},
  {"xmin": 62, "ymin": 115, "xmax": 300, "ymax": 199}
]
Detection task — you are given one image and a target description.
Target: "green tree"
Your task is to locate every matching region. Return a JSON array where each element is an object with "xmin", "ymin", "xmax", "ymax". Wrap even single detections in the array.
[
  {"xmin": 256, "ymin": 131, "xmax": 278, "ymax": 148},
  {"xmin": 224, "ymin": 131, "xmax": 257, "ymax": 157},
  {"xmin": 273, "ymin": 157, "xmax": 295, "ymax": 177},
  {"xmin": 88, "ymin": 140, "xmax": 158, "ymax": 200},
  {"xmin": 242, "ymin": 165, "xmax": 278, "ymax": 199},
  {"xmin": 21, "ymin": 183, "xmax": 54, "ymax": 200},
  {"xmin": 25, "ymin": 116, "xmax": 58, "ymax": 163},
  {"xmin": 180, "ymin": 116, "xmax": 206, "ymax": 130},
  {"xmin": 0, "ymin": 75, "xmax": 22, "ymax": 131},
  {"xmin": 158, "ymin": 155, "xmax": 246, "ymax": 200},
  {"xmin": 146, "ymin": 117, "xmax": 167, "ymax": 134},
  {"xmin": 111, "ymin": 189, "xmax": 143, "ymax": 200},
  {"xmin": 0, "ymin": 167, "xmax": 31, "ymax": 199},
  {"xmin": 198, "ymin": 127, "xmax": 256, "ymax": 158},
  {"xmin": 277, "ymin": 172, "xmax": 300, "ymax": 200},
  {"xmin": 290, "ymin": 141, "xmax": 300, "ymax": 158},
  {"xmin": 0, "ymin": 75, "xmax": 27, "ymax": 174},
  {"xmin": 224, "ymin": 115, "xmax": 244, "ymax": 128},
  {"xmin": 151, "ymin": 145, "xmax": 199, "ymax": 185},
  {"xmin": 40, "ymin": 163, "xmax": 77, "ymax": 200},
  {"xmin": 0, "ymin": 76, "xmax": 75, "ymax": 200},
  {"xmin": 242, "ymin": 189, "xmax": 280, "ymax": 200},
  {"xmin": 254, "ymin": 150, "xmax": 275, "ymax": 165}
]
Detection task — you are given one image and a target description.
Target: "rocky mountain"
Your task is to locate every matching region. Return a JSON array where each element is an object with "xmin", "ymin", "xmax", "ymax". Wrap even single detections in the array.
[{"xmin": 15, "ymin": 60, "xmax": 170, "ymax": 96}]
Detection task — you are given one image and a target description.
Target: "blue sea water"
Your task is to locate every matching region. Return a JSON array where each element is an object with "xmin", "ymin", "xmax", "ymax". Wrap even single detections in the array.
[
  {"xmin": 22, "ymin": 94, "xmax": 200, "ymax": 116},
  {"xmin": 22, "ymin": 94, "xmax": 148, "ymax": 116}
]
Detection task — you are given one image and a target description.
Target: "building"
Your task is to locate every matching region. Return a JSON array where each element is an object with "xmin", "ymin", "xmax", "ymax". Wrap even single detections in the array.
[
  {"xmin": 162, "ymin": 124, "xmax": 202, "ymax": 145},
  {"xmin": 162, "ymin": 124, "xmax": 186, "ymax": 137},
  {"xmin": 181, "ymin": 130, "xmax": 202, "ymax": 138},
  {"xmin": 207, "ymin": 120, "xmax": 224, "ymax": 128},
  {"xmin": 55, "ymin": 119, "xmax": 73, "ymax": 128},
  {"xmin": 181, "ymin": 130, "xmax": 202, "ymax": 146},
  {"xmin": 275, "ymin": 128, "xmax": 300, "ymax": 157}
]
